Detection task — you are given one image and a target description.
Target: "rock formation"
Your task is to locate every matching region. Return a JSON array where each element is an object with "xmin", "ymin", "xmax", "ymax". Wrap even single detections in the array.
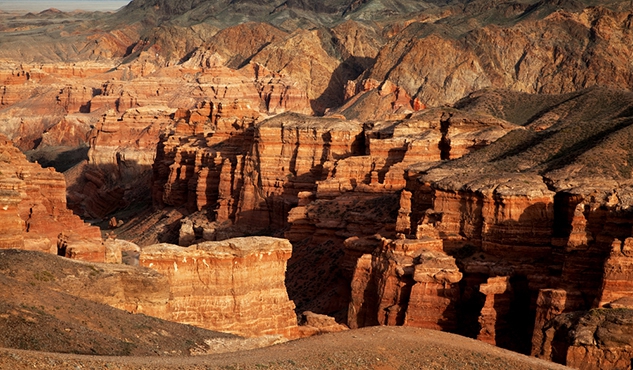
[
  {"xmin": 0, "ymin": 134, "xmax": 103, "ymax": 261},
  {"xmin": 66, "ymin": 107, "xmax": 175, "ymax": 218},
  {"xmin": 348, "ymin": 237, "xmax": 461, "ymax": 331},
  {"xmin": 0, "ymin": 62, "xmax": 117, "ymax": 151},
  {"xmin": 152, "ymin": 112, "xmax": 364, "ymax": 238},
  {"xmin": 534, "ymin": 308, "xmax": 633, "ymax": 370},
  {"xmin": 596, "ymin": 238, "xmax": 633, "ymax": 307},
  {"xmin": 353, "ymin": 6, "xmax": 633, "ymax": 108},
  {"xmin": 298, "ymin": 311, "xmax": 349, "ymax": 337},
  {"xmin": 387, "ymin": 87, "xmax": 633, "ymax": 362},
  {"xmin": 5, "ymin": 2, "xmax": 633, "ymax": 369},
  {"xmin": 139, "ymin": 237, "xmax": 299, "ymax": 339}
]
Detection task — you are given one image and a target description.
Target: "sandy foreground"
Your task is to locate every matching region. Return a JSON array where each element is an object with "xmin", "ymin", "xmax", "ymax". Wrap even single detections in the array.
[{"xmin": 0, "ymin": 326, "xmax": 571, "ymax": 370}]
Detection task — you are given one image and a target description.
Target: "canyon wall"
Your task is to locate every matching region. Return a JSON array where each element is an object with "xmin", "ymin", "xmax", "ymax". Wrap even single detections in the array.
[
  {"xmin": 355, "ymin": 88, "xmax": 633, "ymax": 365},
  {"xmin": 4, "ymin": 3, "xmax": 633, "ymax": 369},
  {"xmin": 139, "ymin": 237, "xmax": 299, "ymax": 338},
  {"xmin": 0, "ymin": 134, "xmax": 104, "ymax": 261},
  {"xmin": 148, "ymin": 87, "xmax": 633, "ymax": 367}
]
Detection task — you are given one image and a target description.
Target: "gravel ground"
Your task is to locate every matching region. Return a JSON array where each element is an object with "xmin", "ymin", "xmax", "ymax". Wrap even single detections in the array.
[{"xmin": 0, "ymin": 326, "xmax": 572, "ymax": 370}]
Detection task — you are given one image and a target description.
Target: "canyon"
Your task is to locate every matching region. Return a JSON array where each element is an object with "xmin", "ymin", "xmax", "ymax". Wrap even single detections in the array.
[{"xmin": 2, "ymin": 0, "xmax": 633, "ymax": 369}]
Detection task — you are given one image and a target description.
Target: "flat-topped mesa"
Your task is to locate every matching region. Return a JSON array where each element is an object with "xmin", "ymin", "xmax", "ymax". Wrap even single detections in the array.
[
  {"xmin": 0, "ymin": 134, "xmax": 103, "ymax": 261},
  {"xmin": 89, "ymin": 107, "xmax": 175, "ymax": 177},
  {"xmin": 139, "ymin": 237, "xmax": 299, "ymax": 338},
  {"xmin": 0, "ymin": 66, "xmax": 43, "ymax": 107}
]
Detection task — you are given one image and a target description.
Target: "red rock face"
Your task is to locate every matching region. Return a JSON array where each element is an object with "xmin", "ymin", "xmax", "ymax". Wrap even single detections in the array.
[
  {"xmin": 0, "ymin": 135, "xmax": 103, "ymax": 261},
  {"xmin": 386, "ymin": 88, "xmax": 633, "ymax": 365},
  {"xmin": 67, "ymin": 107, "xmax": 175, "ymax": 219},
  {"xmin": 139, "ymin": 237, "xmax": 299, "ymax": 338},
  {"xmin": 67, "ymin": 57, "xmax": 314, "ymax": 221},
  {"xmin": 531, "ymin": 288, "xmax": 584, "ymax": 359},
  {"xmin": 596, "ymin": 238, "xmax": 633, "ymax": 307},
  {"xmin": 0, "ymin": 62, "xmax": 117, "ymax": 151},
  {"xmin": 138, "ymin": 104, "xmax": 516, "ymax": 327},
  {"xmin": 153, "ymin": 112, "xmax": 363, "ymax": 238},
  {"xmin": 0, "ymin": 177, "xmax": 26, "ymax": 250},
  {"xmin": 395, "ymin": 174, "xmax": 625, "ymax": 355},
  {"xmin": 477, "ymin": 276, "xmax": 513, "ymax": 346},
  {"xmin": 347, "ymin": 238, "xmax": 461, "ymax": 330}
]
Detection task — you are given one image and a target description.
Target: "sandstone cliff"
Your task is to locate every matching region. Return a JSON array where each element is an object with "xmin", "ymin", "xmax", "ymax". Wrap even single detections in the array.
[
  {"xmin": 389, "ymin": 87, "xmax": 633, "ymax": 362},
  {"xmin": 139, "ymin": 237, "xmax": 299, "ymax": 339},
  {"xmin": 5, "ymin": 2, "xmax": 633, "ymax": 369},
  {"xmin": 0, "ymin": 134, "xmax": 103, "ymax": 261}
]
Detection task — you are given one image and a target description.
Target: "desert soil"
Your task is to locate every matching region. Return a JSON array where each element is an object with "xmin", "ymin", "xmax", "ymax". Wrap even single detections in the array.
[{"xmin": 0, "ymin": 326, "xmax": 571, "ymax": 370}]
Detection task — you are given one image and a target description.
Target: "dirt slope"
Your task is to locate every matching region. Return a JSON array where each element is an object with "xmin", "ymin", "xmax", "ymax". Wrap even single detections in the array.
[
  {"xmin": 0, "ymin": 250, "xmax": 240, "ymax": 356},
  {"xmin": 0, "ymin": 326, "xmax": 572, "ymax": 370}
]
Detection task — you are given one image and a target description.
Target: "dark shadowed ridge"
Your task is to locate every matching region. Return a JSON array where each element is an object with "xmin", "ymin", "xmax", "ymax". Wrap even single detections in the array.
[
  {"xmin": 113, "ymin": 0, "xmax": 462, "ymax": 28},
  {"xmin": 422, "ymin": 87, "xmax": 633, "ymax": 191}
]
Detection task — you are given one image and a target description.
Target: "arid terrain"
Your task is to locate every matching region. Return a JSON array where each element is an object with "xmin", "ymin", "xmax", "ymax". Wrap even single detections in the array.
[
  {"xmin": 0, "ymin": 326, "xmax": 571, "ymax": 370},
  {"xmin": 2, "ymin": 0, "xmax": 633, "ymax": 369}
]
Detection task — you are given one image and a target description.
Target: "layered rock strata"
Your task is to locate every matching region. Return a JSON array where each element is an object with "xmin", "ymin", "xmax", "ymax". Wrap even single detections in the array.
[
  {"xmin": 389, "ymin": 87, "xmax": 633, "ymax": 365},
  {"xmin": 153, "ymin": 112, "xmax": 364, "ymax": 240},
  {"xmin": 67, "ymin": 107, "xmax": 175, "ymax": 218},
  {"xmin": 534, "ymin": 308, "xmax": 633, "ymax": 370},
  {"xmin": 596, "ymin": 238, "xmax": 633, "ymax": 307},
  {"xmin": 148, "ymin": 102, "xmax": 518, "ymax": 321},
  {"xmin": 348, "ymin": 237, "xmax": 462, "ymax": 331},
  {"xmin": 0, "ymin": 135, "xmax": 103, "ymax": 261},
  {"xmin": 0, "ymin": 62, "xmax": 117, "ymax": 151},
  {"xmin": 139, "ymin": 237, "xmax": 299, "ymax": 338}
]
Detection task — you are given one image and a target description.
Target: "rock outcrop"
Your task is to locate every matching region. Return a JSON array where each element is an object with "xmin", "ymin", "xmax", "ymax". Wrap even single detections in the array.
[
  {"xmin": 139, "ymin": 237, "xmax": 299, "ymax": 339},
  {"xmin": 66, "ymin": 107, "xmax": 175, "ymax": 218},
  {"xmin": 0, "ymin": 62, "xmax": 117, "ymax": 151},
  {"xmin": 0, "ymin": 134, "xmax": 103, "ymax": 261},
  {"xmin": 348, "ymin": 237, "xmax": 462, "ymax": 331},
  {"xmin": 596, "ymin": 238, "xmax": 633, "ymax": 308},
  {"xmin": 353, "ymin": 6, "xmax": 633, "ymax": 108},
  {"xmin": 387, "ymin": 87, "xmax": 633, "ymax": 364},
  {"xmin": 534, "ymin": 308, "xmax": 633, "ymax": 370},
  {"xmin": 152, "ymin": 112, "xmax": 363, "ymax": 239}
]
